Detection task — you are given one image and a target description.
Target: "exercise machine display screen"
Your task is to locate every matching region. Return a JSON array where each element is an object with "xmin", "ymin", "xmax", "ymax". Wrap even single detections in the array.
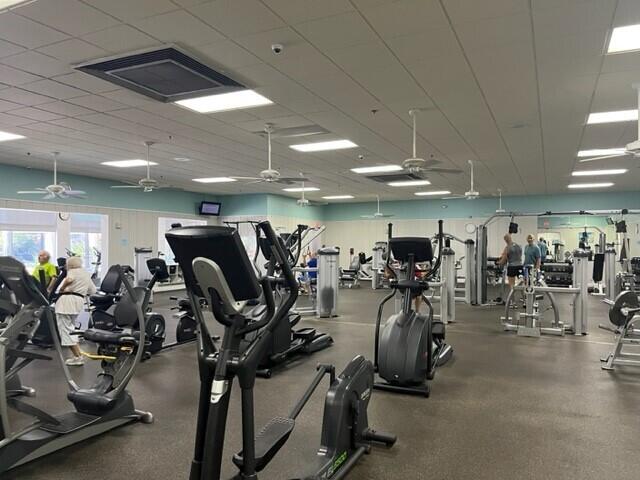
[{"xmin": 199, "ymin": 201, "xmax": 221, "ymax": 216}]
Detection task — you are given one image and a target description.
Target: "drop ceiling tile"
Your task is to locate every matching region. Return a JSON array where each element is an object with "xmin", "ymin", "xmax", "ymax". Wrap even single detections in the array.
[
  {"xmin": 0, "ymin": 112, "xmax": 38, "ymax": 126},
  {"xmin": 131, "ymin": 9, "xmax": 226, "ymax": 46},
  {"xmin": 455, "ymin": 13, "xmax": 532, "ymax": 52},
  {"xmin": 295, "ymin": 12, "xmax": 378, "ymax": 51},
  {"xmin": 0, "ymin": 39, "xmax": 25, "ymax": 58},
  {"xmin": 66, "ymin": 95, "xmax": 127, "ymax": 112},
  {"xmin": 263, "ymin": 0, "xmax": 354, "ymax": 23},
  {"xmin": 81, "ymin": 25, "xmax": 158, "ymax": 54},
  {"xmin": 0, "ymin": 99, "xmax": 21, "ymax": 112},
  {"xmin": 53, "ymin": 71, "xmax": 120, "ymax": 94},
  {"xmin": 189, "ymin": 0, "xmax": 285, "ymax": 38},
  {"xmin": 17, "ymin": 0, "xmax": 120, "ymax": 36},
  {"xmin": 22, "ymin": 79, "xmax": 86, "ymax": 100},
  {"xmin": 2, "ymin": 51, "xmax": 72, "ymax": 77},
  {"xmin": 357, "ymin": 0, "xmax": 447, "ymax": 38},
  {"xmin": 83, "ymin": 0, "xmax": 177, "ymax": 21},
  {"xmin": 0, "ymin": 13, "xmax": 69, "ymax": 49},
  {"xmin": 532, "ymin": 0, "xmax": 616, "ymax": 39},
  {"xmin": 37, "ymin": 38, "xmax": 108, "ymax": 64},
  {"xmin": 99, "ymin": 89, "xmax": 159, "ymax": 108},
  {"xmin": 327, "ymin": 41, "xmax": 399, "ymax": 72},
  {"xmin": 443, "ymin": 0, "xmax": 530, "ymax": 22},
  {"xmin": 9, "ymin": 107, "xmax": 64, "ymax": 122},
  {"xmin": 0, "ymin": 88, "xmax": 54, "ymax": 106},
  {"xmin": 612, "ymin": 0, "xmax": 640, "ymax": 26},
  {"xmin": 386, "ymin": 27, "xmax": 460, "ymax": 66},
  {"xmin": 193, "ymin": 39, "xmax": 262, "ymax": 70},
  {"xmin": 0, "ymin": 64, "xmax": 41, "ymax": 85},
  {"xmin": 37, "ymin": 101, "xmax": 95, "ymax": 117}
]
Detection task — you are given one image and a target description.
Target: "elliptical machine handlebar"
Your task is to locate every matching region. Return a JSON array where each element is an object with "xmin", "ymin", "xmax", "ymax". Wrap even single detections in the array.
[{"xmin": 426, "ymin": 219, "xmax": 444, "ymax": 281}]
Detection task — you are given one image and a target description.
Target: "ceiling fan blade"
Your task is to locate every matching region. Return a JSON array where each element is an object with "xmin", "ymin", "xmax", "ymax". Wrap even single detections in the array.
[
  {"xmin": 111, "ymin": 185, "xmax": 142, "ymax": 189},
  {"xmin": 64, "ymin": 192, "xmax": 87, "ymax": 199},
  {"xmin": 42, "ymin": 193, "xmax": 56, "ymax": 200},
  {"xmin": 65, "ymin": 190, "xmax": 86, "ymax": 195},
  {"xmin": 277, "ymin": 176, "xmax": 310, "ymax": 183},
  {"xmin": 442, "ymin": 195, "xmax": 466, "ymax": 199},
  {"xmin": 421, "ymin": 158, "xmax": 441, "ymax": 168},
  {"xmin": 578, "ymin": 153, "xmax": 628, "ymax": 163},
  {"xmin": 230, "ymin": 176, "xmax": 264, "ymax": 181},
  {"xmin": 424, "ymin": 167, "xmax": 463, "ymax": 174},
  {"xmin": 17, "ymin": 190, "xmax": 48, "ymax": 194},
  {"xmin": 360, "ymin": 215, "xmax": 376, "ymax": 219}
]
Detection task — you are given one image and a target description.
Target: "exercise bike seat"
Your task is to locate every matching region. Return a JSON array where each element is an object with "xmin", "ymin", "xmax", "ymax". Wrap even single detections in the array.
[
  {"xmin": 89, "ymin": 292, "xmax": 119, "ymax": 308},
  {"xmin": 233, "ymin": 416, "xmax": 295, "ymax": 472}
]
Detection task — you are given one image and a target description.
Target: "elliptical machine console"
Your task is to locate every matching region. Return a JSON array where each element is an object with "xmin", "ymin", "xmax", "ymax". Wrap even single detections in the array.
[
  {"xmin": 374, "ymin": 219, "xmax": 453, "ymax": 396},
  {"xmin": 166, "ymin": 222, "xmax": 395, "ymax": 480}
]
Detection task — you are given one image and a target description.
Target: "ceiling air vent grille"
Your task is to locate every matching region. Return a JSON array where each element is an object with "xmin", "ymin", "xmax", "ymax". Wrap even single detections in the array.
[
  {"xmin": 75, "ymin": 45, "xmax": 244, "ymax": 103},
  {"xmin": 365, "ymin": 173, "xmax": 424, "ymax": 183}
]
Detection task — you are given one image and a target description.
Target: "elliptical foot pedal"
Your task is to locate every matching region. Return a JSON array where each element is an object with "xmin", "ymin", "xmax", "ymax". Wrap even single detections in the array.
[
  {"xmin": 293, "ymin": 327, "xmax": 317, "ymax": 341},
  {"xmin": 233, "ymin": 416, "xmax": 294, "ymax": 472},
  {"xmin": 40, "ymin": 411, "xmax": 98, "ymax": 433}
]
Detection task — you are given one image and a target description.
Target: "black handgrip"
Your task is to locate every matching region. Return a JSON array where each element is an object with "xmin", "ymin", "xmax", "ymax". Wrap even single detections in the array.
[{"xmin": 426, "ymin": 220, "xmax": 444, "ymax": 281}]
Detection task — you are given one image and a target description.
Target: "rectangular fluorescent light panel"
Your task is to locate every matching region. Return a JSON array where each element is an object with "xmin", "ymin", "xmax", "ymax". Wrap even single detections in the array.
[
  {"xmin": 0, "ymin": 1, "xmax": 32, "ymax": 10},
  {"xmin": 283, "ymin": 187, "xmax": 320, "ymax": 192},
  {"xmin": 351, "ymin": 165, "xmax": 403, "ymax": 174},
  {"xmin": 388, "ymin": 180, "xmax": 431, "ymax": 187},
  {"xmin": 577, "ymin": 148, "xmax": 626, "ymax": 157},
  {"xmin": 174, "ymin": 89, "xmax": 272, "ymax": 113},
  {"xmin": 290, "ymin": 140, "xmax": 357, "ymax": 152},
  {"xmin": 608, "ymin": 24, "xmax": 640, "ymax": 53},
  {"xmin": 415, "ymin": 190, "xmax": 451, "ymax": 196},
  {"xmin": 587, "ymin": 110, "xmax": 637, "ymax": 124},
  {"xmin": 572, "ymin": 169, "xmax": 627, "ymax": 176},
  {"xmin": 0, "ymin": 131, "xmax": 25, "ymax": 142},
  {"xmin": 192, "ymin": 177, "xmax": 237, "ymax": 183},
  {"xmin": 101, "ymin": 159, "xmax": 158, "ymax": 168},
  {"xmin": 322, "ymin": 195, "xmax": 354, "ymax": 200},
  {"xmin": 567, "ymin": 183, "xmax": 614, "ymax": 189}
]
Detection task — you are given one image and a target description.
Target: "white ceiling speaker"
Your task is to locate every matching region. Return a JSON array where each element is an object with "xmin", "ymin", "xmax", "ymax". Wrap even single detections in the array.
[
  {"xmin": 17, "ymin": 152, "xmax": 87, "ymax": 200},
  {"xmin": 580, "ymin": 83, "xmax": 640, "ymax": 163}
]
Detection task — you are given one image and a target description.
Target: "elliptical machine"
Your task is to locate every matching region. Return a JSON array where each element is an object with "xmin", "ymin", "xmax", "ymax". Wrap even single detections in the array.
[
  {"xmin": 166, "ymin": 222, "xmax": 396, "ymax": 480},
  {"xmin": 374, "ymin": 220, "xmax": 453, "ymax": 396},
  {"xmin": 0, "ymin": 257, "xmax": 152, "ymax": 473}
]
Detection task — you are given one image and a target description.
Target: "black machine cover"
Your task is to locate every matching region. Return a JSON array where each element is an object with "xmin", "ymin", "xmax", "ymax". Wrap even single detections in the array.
[
  {"xmin": 389, "ymin": 237, "xmax": 433, "ymax": 263},
  {"xmin": 166, "ymin": 226, "xmax": 261, "ymax": 301}
]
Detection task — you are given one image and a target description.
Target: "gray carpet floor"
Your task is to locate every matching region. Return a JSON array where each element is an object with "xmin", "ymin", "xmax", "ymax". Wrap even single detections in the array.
[{"xmin": 5, "ymin": 286, "xmax": 640, "ymax": 480}]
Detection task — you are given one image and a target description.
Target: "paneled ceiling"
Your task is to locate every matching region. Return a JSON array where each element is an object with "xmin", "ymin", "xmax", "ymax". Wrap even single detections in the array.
[{"xmin": 0, "ymin": 0, "xmax": 638, "ymax": 201}]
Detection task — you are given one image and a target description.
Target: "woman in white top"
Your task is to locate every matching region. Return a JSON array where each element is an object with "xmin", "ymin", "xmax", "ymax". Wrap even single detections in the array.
[{"xmin": 55, "ymin": 256, "xmax": 97, "ymax": 366}]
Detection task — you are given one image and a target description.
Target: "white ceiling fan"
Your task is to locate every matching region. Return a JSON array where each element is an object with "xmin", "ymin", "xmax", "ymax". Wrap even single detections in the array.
[
  {"xmin": 580, "ymin": 84, "xmax": 640, "ymax": 163},
  {"xmin": 361, "ymin": 195, "xmax": 394, "ymax": 219},
  {"xmin": 17, "ymin": 152, "xmax": 87, "ymax": 200},
  {"xmin": 400, "ymin": 109, "xmax": 463, "ymax": 175},
  {"xmin": 295, "ymin": 173, "xmax": 326, "ymax": 207},
  {"xmin": 110, "ymin": 141, "xmax": 168, "ymax": 192},
  {"xmin": 494, "ymin": 188, "xmax": 505, "ymax": 213},
  {"xmin": 442, "ymin": 160, "xmax": 480, "ymax": 200},
  {"xmin": 231, "ymin": 124, "xmax": 309, "ymax": 185}
]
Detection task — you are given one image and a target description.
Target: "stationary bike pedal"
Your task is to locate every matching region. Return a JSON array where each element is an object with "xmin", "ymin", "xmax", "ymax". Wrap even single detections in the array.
[{"xmin": 233, "ymin": 416, "xmax": 294, "ymax": 471}]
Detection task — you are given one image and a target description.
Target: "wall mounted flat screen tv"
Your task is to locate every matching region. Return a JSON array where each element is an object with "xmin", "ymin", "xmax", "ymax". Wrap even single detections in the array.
[{"xmin": 199, "ymin": 201, "xmax": 221, "ymax": 216}]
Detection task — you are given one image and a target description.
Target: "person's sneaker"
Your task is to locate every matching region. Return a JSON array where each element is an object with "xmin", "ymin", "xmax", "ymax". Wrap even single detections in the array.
[{"xmin": 65, "ymin": 356, "xmax": 85, "ymax": 366}]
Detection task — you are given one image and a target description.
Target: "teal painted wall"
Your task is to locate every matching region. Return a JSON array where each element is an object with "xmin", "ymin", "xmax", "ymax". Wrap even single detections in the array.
[
  {"xmin": 323, "ymin": 191, "xmax": 640, "ymax": 221},
  {"xmin": 267, "ymin": 194, "xmax": 324, "ymax": 220},
  {"xmin": 0, "ymin": 163, "xmax": 214, "ymax": 215},
  {"xmin": 220, "ymin": 193, "xmax": 268, "ymax": 216}
]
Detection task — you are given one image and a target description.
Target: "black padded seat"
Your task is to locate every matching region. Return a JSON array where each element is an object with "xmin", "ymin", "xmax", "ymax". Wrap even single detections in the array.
[
  {"xmin": 83, "ymin": 328, "xmax": 139, "ymax": 345},
  {"xmin": 432, "ymin": 321, "xmax": 445, "ymax": 339},
  {"xmin": 89, "ymin": 292, "xmax": 118, "ymax": 307}
]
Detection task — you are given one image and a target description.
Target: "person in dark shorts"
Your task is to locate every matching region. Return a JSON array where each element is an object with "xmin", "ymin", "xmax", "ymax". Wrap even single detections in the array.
[{"xmin": 497, "ymin": 233, "xmax": 523, "ymax": 290}]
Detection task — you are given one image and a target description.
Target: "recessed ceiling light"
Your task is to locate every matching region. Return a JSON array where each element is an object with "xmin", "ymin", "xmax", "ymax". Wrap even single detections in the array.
[
  {"xmin": 174, "ymin": 89, "xmax": 272, "ymax": 114},
  {"xmin": 101, "ymin": 159, "xmax": 158, "ymax": 168},
  {"xmin": 414, "ymin": 190, "xmax": 451, "ymax": 196},
  {"xmin": 0, "ymin": 130, "xmax": 25, "ymax": 142},
  {"xmin": 350, "ymin": 165, "xmax": 403, "ymax": 174},
  {"xmin": 587, "ymin": 110, "xmax": 637, "ymax": 124},
  {"xmin": 388, "ymin": 180, "xmax": 431, "ymax": 187},
  {"xmin": 192, "ymin": 177, "xmax": 237, "ymax": 183},
  {"xmin": 577, "ymin": 148, "xmax": 626, "ymax": 157},
  {"xmin": 608, "ymin": 24, "xmax": 640, "ymax": 53},
  {"xmin": 322, "ymin": 195, "xmax": 354, "ymax": 200},
  {"xmin": 572, "ymin": 169, "xmax": 627, "ymax": 176},
  {"xmin": 0, "ymin": 1, "xmax": 32, "ymax": 10},
  {"xmin": 173, "ymin": 157, "xmax": 192, "ymax": 162},
  {"xmin": 567, "ymin": 183, "xmax": 614, "ymax": 189},
  {"xmin": 283, "ymin": 187, "xmax": 320, "ymax": 192},
  {"xmin": 290, "ymin": 140, "xmax": 357, "ymax": 152}
]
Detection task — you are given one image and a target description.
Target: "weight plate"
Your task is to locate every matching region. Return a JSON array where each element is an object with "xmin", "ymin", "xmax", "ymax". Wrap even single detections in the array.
[{"xmin": 609, "ymin": 291, "xmax": 639, "ymax": 327}]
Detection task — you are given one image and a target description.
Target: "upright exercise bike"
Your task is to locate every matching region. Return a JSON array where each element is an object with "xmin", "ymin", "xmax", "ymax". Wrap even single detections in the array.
[
  {"xmin": 374, "ymin": 220, "xmax": 453, "ymax": 396},
  {"xmin": 166, "ymin": 222, "xmax": 396, "ymax": 480}
]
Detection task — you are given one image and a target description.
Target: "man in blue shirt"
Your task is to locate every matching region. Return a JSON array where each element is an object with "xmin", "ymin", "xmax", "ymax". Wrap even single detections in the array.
[
  {"xmin": 524, "ymin": 235, "xmax": 541, "ymax": 269},
  {"xmin": 537, "ymin": 238, "xmax": 548, "ymax": 263},
  {"xmin": 306, "ymin": 251, "xmax": 318, "ymax": 279}
]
